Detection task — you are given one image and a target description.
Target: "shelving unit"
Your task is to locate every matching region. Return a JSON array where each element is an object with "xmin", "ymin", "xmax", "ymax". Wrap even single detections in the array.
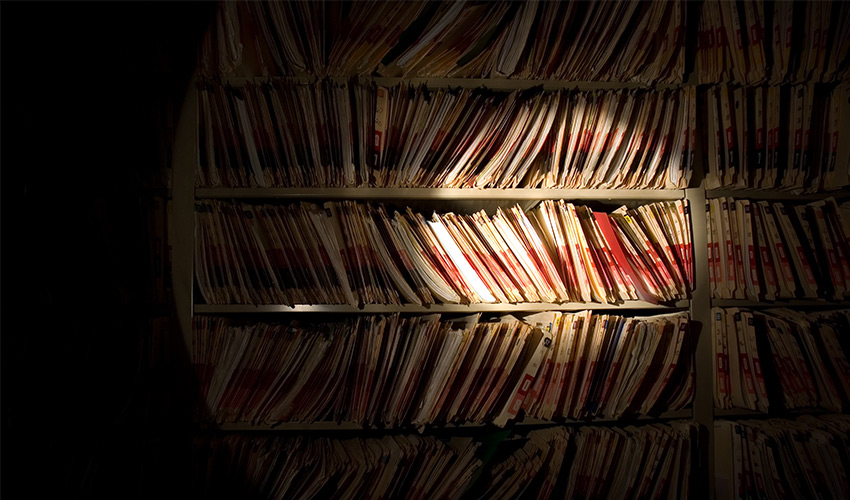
[
  {"xmin": 166, "ymin": 3, "xmax": 849, "ymax": 498},
  {"xmin": 173, "ymin": 75, "xmax": 710, "ymax": 496},
  {"xmin": 173, "ymin": 79, "xmax": 713, "ymax": 494},
  {"xmin": 703, "ymin": 178, "xmax": 850, "ymax": 495}
]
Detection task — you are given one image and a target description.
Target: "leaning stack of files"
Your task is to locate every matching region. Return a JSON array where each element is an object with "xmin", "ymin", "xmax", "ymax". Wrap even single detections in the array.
[
  {"xmin": 194, "ymin": 199, "xmax": 693, "ymax": 306},
  {"xmin": 202, "ymin": 1, "xmax": 687, "ymax": 81},
  {"xmin": 696, "ymin": 0, "xmax": 850, "ymax": 84},
  {"xmin": 192, "ymin": 311, "xmax": 694, "ymax": 426},
  {"xmin": 471, "ymin": 423, "xmax": 698, "ymax": 500},
  {"xmin": 519, "ymin": 311, "xmax": 694, "ymax": 423},
  {"xmin": 197, "ymin": 80, "xmax": 696, "ymax": 189},
  {"xmin": 192, "ymin": 422, "xmax": 698, "ymax": 500},
  {"xmin": 193, "ymin": 433, "xmax": 483, "ymax": 500},
  {"xmin": 712, "ymin": 308, "xmax": 850, "ymax": 413},
  {"xmin": 703, "ymin": 84, "xmax": 850, "ymax": 192},
  {"xmin": 715, "ymin": 415, "xmax": 850, "ymax": 500},
  {"xmin": 706, "ymin": 197, "xmax": 850, "ymax": 301}
]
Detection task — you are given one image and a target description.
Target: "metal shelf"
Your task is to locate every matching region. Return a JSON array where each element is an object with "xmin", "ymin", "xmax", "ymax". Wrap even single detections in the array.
[
  {"xmin": 706, "ymin": 188, "xmax": 850, "ymax": 201},
  {"xmin": 214, "ymin": 75, "xmax": 689, "ymax": 91},
  {"xmin": 176, "ymin": 68, "xmax": 705, "ymax": 491},
  {"xmin": 195, "ymin": 187, "xmax": 686, "ymax": 201},
  {"xmin": 713, "ymin": 408, "xmax": 765, "ymax": 418},
  {"xmin": 714, "ymin": 407, "xmax": 836, "ymax": 419},
  {"xmin": 711, "ymin": 299, "xmax": 850, "ymax": 308},
  {"xmin": 206, "ymin": 410, "xmax": 693, "ymax": 432},
  {"xmin": 194, "ymin": 300, "xmax": 690, "ymax": 315}
]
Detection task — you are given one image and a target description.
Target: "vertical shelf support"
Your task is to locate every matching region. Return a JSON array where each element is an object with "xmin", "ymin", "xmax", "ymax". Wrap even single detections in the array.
[
  {"xmin": 687, "ymin": 185, "xmax": 714, "ymax": 500},
  {"xmin": 172, "ymin": 78, "xmax": 198, "ymax": 356}
]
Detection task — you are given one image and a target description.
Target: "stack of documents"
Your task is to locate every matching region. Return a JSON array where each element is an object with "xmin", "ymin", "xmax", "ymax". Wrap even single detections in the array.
[
  {"xmin": 197, "ymin": 81, "xmax": 696, "ymax": 189},
  {"xmin": 707, "ymin": 197, "xmax": 850, "ymax": 301},
  {"xmin": 194, "ymin": 199, "xmax": 693, "ymax": 306},
  {"xmin": 192, "ymin": 311, "xmax": 693, "ymax": 426},
  {"xmin": 704, "ymin": 84, "xmax": 850, "ymax": 192},
  {"xmin": 472, "ymin": 422, "xmax": 698, "ymax": 500},
  {"xmin": 202, "ymin": 1, "xmax": 688, "ymax": 81},
  {"xmin": 713, "ymin": 307, "xmax": 850, "ymax": 413},
  {"xmin": 697, "ymin": 1, "xmax": 850, "ymax": 84},
  {"xmin": 715, "ymin": 415, "xmax": 850, "ymax": 500},
  {"xmin": 193, "ymin": 433, "xmax": 483, "ymax": 500}
]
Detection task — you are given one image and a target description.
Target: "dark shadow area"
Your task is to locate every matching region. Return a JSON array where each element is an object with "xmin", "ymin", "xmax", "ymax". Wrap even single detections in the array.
[
  {"xmin": 8, "ymin": 1, "xmax": 848, "ymax": 498},
  {"xmin": 2, "ymin": 2, "xmax": 213, "ymax": 498}
]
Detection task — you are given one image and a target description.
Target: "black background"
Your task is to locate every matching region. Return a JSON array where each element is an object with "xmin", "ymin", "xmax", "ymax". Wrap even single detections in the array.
[{"xmin": 2, "ymin": 2, "xmax": 214, "ymax": 497}]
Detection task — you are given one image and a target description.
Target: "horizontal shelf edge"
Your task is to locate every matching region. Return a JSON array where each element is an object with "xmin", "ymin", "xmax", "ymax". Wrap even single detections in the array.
[
  {"xmin": 706, "ymin": 189, "xmax": 850, "ymax": 201},
  {"xmin": 714, "ymin": 408, "xmax": 765, "ymax": 418},
  {"xmin": 195, "ymin": 188, "xmax": 686, "ymax": 201},
  {"xmin": 205, "ymin": 410, "xmax": 693, "ymax": 431},
  {"xmin": 711, "ymin": 299, "xmax": 850, "ymax": 308},
  {"xmin": 714, "ymin": 407, "xmax": 837, "ymax": 419},
  {"xmin": 211, "ymin": 75, "xmax": 690, "ymax": 91},
  {"xmin": 193, "ymin": 300, "xmax": 689, "ymax": 314}
]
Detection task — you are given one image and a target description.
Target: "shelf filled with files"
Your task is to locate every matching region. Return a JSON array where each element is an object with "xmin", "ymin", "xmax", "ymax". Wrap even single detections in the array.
[
  {"xmin": 209, "ymin": 409, "xmax": 696, "ymax": 432},
  {"xmin": 196, "ymin": 188, "xmax": 688, "ymax": 201},
  {"xmin": 194, "ymin": 301, "xmax": 691, "ymax": 315}
]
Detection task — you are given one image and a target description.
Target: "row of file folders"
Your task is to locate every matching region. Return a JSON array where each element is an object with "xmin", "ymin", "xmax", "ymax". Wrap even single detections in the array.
[
  {"xmin": 205, "ymin": 0, "xmax": 688, "ymax": 82},
  {"xmin": 198, "ymin": 81, "xmax": 696, "ymax": 189},
  {"xmin": 696, "ymin": 0, "xmax": 850, "ymax": 85},
  {"xmin": 715, "ymin": 415, "xmax": 850, "ymax": 500},
  {"xmin": 712, "ymin": 308, "xmax": 850, "ymax": 413},
  {"xmin": 193, "ymin": 311, "xmax": 693, "ymax": 426},
  {"xmin": 204, "ymin": 0, "xmax": 848, "ymax": 85},
  {"xmin": 194, "ymin": 423, "xmax": 699, "ymax": 500},
  {"xmin": 707, "ymin": 197, "xmax": 850, "ymax": 301},
  {"xmin": 198, "ymin": 78, "xmax": 850, "ymax": 192},
  {"xmin": 194, "ymin": 199, "xmax": 693, "ymax": 306},
  {"xmin": 704, "ymin": 83, "xmax": 850, "ymax": 192}
]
